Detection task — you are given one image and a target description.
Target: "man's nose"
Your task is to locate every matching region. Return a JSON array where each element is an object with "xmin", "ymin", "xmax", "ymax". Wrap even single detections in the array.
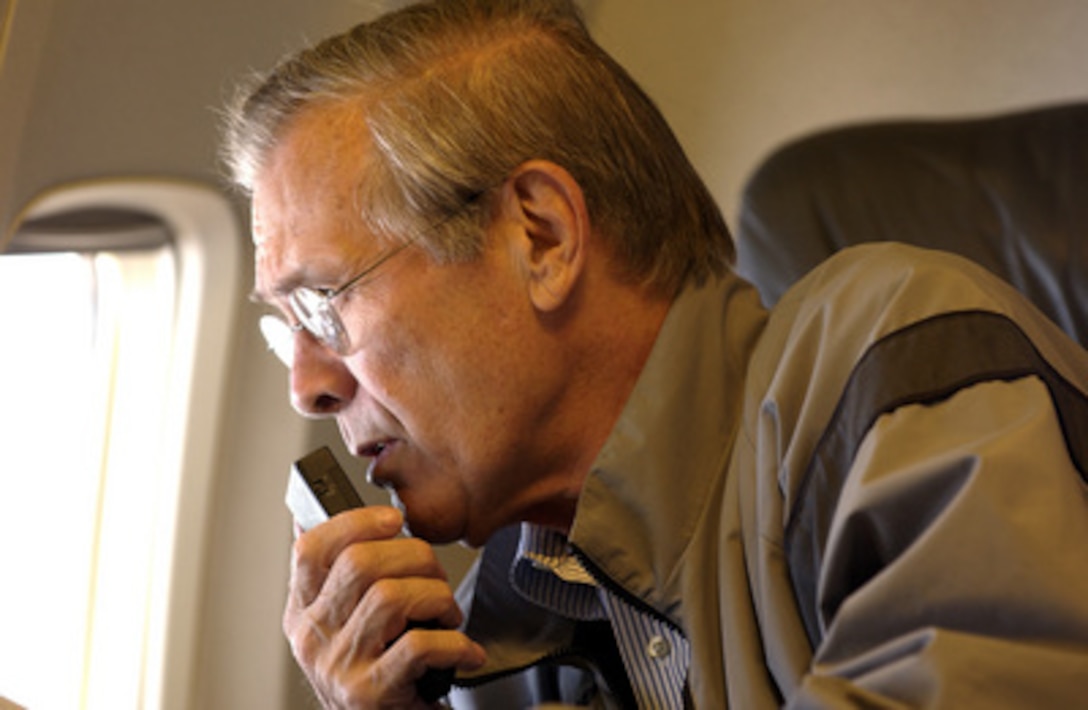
[{"xmin": 288, "ymin": 331, "xmax": 356, "ymax": 418}]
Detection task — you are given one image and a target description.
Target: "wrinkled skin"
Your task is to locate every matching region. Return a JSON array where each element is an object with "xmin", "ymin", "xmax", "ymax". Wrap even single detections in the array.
[{"xmin": 284, "ymin": 507, "xmax": 486, "ymax": 708}]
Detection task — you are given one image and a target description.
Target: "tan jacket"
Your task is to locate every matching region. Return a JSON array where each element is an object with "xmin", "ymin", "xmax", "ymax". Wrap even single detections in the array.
[{"xmin": 452, "ymin": 243, "xmax": 1088, "ymax": 708}]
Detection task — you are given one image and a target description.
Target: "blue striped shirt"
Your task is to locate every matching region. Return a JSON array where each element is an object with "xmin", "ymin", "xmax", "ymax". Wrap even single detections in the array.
[{"xmin": 511, "ymin": 524, "xmax": 690, "ymax": 709}]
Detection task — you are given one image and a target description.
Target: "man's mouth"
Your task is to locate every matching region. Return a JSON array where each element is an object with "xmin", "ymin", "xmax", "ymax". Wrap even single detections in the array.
[
  {"xmin": 358, "ymin": 436, "xmax": 400, "ymax": 459},
  {"xmin": 361, "ymin": 440, "xmax": 397, "ymax": 486},
  {"xmin": 360, "ymin": 441, "xmax": 387, "ymax": 458}
]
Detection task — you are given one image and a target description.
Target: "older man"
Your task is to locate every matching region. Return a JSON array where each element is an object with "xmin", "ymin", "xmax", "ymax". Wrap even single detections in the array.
[{"xmin": 224, "ymin": 0, "xmax": 1088, "ymax": 707}]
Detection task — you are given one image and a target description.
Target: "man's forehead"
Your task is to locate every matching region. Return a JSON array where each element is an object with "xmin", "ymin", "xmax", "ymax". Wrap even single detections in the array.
[
  {"xmin": 250, "ymin": 100, "xmax": 376, "ymax": 217},
  {"xmin": 247, "ymin": 100, "xmax": 382, "ymax": 290},
  {"xmin": 250, "ymin": 198, "xmax": 270, "ymax": 248}
]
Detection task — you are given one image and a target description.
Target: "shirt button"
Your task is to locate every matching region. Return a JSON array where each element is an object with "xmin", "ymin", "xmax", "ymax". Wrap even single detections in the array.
[{"xmin": 646, "ymin": 635, "xmax": 671, "ymax": 659}]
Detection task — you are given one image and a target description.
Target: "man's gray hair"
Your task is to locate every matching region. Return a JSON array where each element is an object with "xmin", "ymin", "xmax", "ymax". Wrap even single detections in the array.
[{"xmin": 222, "ymin": 0, "xmax": 733, "ymax": 296}]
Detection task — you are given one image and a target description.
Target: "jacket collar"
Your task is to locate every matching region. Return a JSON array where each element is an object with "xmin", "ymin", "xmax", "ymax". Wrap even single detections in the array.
[{"xmin": 569, "ymin": 272, "xmax": 766, "ymax": 627}]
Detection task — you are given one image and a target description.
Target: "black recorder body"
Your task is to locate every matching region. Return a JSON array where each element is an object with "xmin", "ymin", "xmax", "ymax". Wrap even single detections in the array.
[
  {"xmin": 286, "ymin": 446, "xmax": 455, "ymax": 703},
  {"xmin": 286, "ymin": 446, "xmax": 366, "ymax": 532}
]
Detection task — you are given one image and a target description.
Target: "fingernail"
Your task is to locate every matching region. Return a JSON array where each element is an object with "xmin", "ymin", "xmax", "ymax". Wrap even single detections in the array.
[
  {"xmin": 469, "ymin": 642, "xmax": 488, "ymax": 668},
  {"xmin": 375, "ymin": 506, "xmax": 403, "ymax": 528}
]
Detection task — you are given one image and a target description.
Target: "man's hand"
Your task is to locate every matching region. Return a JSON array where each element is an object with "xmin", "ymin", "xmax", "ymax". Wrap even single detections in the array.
[{"xmin": 284, "ymin": 506, "xmax": 487, "ymax": 708}]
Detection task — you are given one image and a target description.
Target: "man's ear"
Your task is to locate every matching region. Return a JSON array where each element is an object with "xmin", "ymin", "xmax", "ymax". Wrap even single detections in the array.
[{"xmin": 502, "ymin": 160, "xmax": 590, "ymax": 313}]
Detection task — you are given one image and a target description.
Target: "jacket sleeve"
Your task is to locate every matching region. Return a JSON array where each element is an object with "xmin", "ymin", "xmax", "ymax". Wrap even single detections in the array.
[{"xmin": 787, "ymin": 374, "xmax": 1088, "ymax": 708}]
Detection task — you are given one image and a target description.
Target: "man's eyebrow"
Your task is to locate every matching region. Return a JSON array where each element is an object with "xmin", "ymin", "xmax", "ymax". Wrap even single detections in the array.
[
  {"xmin": 248, "ymin": 281, "xmax": 293, "ymax": 306},
  {"xmin": 250, "ymin": 269, "xmax": 309, "ymax": 305}
]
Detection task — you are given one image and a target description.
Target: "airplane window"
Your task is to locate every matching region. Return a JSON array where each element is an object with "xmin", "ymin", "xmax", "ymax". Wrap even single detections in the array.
[{"xmin": 0, "ymin": 245, "xmax": 176, "ymax": 709}]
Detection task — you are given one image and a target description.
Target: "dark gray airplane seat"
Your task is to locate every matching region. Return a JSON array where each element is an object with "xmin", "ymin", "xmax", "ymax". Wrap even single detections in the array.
[{"xmin": 735, "ymin": 102, "xmax": 1088, "ymax": 349}]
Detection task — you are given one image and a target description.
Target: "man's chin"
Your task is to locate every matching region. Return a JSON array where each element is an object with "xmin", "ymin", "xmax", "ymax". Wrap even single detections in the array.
[{"xmin": 391, "ymin": 489, "xmax": 464, "ymax": 544}]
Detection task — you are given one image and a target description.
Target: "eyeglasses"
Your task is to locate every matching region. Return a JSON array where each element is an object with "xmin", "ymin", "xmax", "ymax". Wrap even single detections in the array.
[
  {"xmin": 258, "ymin": 241, "xmax": 413, "ymax": 367},
  {"xmin": 258, "ymin": 188, "xmax": 491, "ymax": 368}
]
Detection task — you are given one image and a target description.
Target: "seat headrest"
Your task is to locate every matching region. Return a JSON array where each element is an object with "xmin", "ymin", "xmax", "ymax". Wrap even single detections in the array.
[{"xmin": 736, "ymin": 102, "xmax": 1088, "ymax": 348}]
